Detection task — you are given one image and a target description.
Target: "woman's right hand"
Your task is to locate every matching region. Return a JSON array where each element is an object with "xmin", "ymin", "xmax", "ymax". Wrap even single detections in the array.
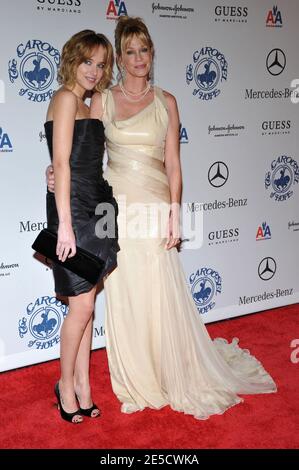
[
  {"xmin": 46, "ymin": 165, "xmax": 55, "ymax": 193},
  {"xmin": 57, "ymin": 222, "xmax": 76, "ymax": 261}
]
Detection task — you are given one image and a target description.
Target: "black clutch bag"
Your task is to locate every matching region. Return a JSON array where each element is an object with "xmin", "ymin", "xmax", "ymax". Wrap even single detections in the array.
[{"xmin": 32, "ymin": 228, "xmax": 106, "ymax": 285}]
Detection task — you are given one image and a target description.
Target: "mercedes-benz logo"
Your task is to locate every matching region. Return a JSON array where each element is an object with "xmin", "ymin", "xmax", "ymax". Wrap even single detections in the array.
[
  {"xmin": 208, "ymin": 161, "xmax": 229, "ymax": 188},
  {"xmin": 258, "ymin": 257, "xmax": 277, "ymax": 281},
  {"xmin": 266, "ymin": 48, "xmax": 286, "ymax": 76}
]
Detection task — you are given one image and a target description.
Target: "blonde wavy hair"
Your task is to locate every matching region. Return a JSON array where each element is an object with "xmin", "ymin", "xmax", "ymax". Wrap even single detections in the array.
[
  {"xmin": 58, "ymin": 30, "xmax": 114, "ymax": 92},
  {"xmin": 114, "ymin": 16, "xmax": 154, "ymax": 72}
]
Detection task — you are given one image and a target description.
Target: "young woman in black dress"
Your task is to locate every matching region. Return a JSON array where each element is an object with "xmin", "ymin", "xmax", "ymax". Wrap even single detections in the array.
[{"xmin": 45, "ymin": 30, "xmax": 119, "ymax": 423}]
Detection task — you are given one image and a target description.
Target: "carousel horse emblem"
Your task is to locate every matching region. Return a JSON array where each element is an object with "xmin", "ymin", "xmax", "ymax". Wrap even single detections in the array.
[
  {"xmin": 189, "ymin": 267, "xmax": 222, "ymax": 314},
  {"xmin": 265, "ymin": 155, "xmax": 299, "ymax": 202},
  {"xmin": 8, "ymin": 38, "xmax": 60, "ymax": 102},
  {"xmin": 18, "ymin": 296, "xmax": 68, "ymax": 349},
  {"xmin": 186, "ymin": 46, "xmax": 228, "ymax": 100}
]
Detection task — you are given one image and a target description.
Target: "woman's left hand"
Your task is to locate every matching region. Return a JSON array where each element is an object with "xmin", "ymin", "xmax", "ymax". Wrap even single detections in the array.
[
  {"xmin": 46, "ymin": 165, "xmax": 55, "ymax": 193},
  {"xmin": 165, "ymin": 206, "xmax": 180, "ymax": 250}
]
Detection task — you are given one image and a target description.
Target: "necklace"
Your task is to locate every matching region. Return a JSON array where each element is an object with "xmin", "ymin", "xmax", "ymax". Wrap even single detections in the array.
[
  {"xmin": 120, "ymin": 80, "xmax": 150, "ymax": 96},
  {"xmin": 119, "ymin": 80, "xmax": 151, "ymax": 102}
]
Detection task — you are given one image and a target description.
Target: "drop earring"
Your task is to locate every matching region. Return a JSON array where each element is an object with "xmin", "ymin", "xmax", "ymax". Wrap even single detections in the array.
[{"xmin": 148, "ymin": 65, "xmax": 154, "ymax": 85}]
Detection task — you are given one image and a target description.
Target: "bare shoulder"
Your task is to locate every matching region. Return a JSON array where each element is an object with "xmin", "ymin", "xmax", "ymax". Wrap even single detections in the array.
[
  {"xmin": 46, "ymin": 88, "xmax": 77, "ymax": 120},
  {"xmin": 91, "ymin": 91, "xmax": 102, "ymax": 106},
  {"xmin": 161, "ymin": 89, "xmax": 179, "ymax": 119},
  {"xmin": 90, "ymin": 91, "xmax": 103, "ymax": 119},
  {"xmin": 53, "ymin": 87, "xmax": 77, "ymax": 108},
  {"xmin": 161, "ymin": 89, "xmax": 178, "ymax": 110}
]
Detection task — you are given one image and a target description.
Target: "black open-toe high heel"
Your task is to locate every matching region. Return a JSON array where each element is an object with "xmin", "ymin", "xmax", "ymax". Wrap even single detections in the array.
[
  {"xmin": 79, "ymin": 403, "xmax": 101, "ymax": 418},
  {"xmin": 54, "ymin": 382, "xmax": 83, "ymax": 424},
  {"xmin": 75, "ymin": 393, "xmax": 101, "ymax": 418}
]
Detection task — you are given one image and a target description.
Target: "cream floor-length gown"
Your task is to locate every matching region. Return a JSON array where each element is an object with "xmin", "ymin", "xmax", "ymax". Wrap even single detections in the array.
[{"xmin": 102, "ymin": 87, "xmax": 277, "ymax": 419}]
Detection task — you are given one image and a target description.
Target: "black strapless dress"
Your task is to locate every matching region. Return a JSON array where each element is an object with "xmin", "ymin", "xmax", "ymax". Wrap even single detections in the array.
[{"xmin": 44, "ymin": 118, "xmax": 119, "ymax": 296}]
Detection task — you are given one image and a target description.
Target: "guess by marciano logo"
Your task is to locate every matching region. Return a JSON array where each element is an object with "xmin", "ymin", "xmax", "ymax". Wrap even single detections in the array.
[
  {"xmin": 214, "ymin": 5, "xmax": 248, "ymax": 23},
  {"xmin": 261, "ymin": 120, "xmax": 291, "ymax": 136},
  {"xmin": 8, "ymin": 39, "xmax": 60, "ymax": 102},
  {"xmin": 36, "ymin": 0, "xmax": 82, "ymax": 14},
  {"xmin": 208, "ymin": 227, "xmax": 239, "ymax": 246}
]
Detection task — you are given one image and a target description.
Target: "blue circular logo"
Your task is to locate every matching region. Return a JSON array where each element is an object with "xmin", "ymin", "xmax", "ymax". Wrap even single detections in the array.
[
  {"xmin": 194, "ymin": 58, "xmax": 220, "ymax": 91},
  {"xmin": 271, "ymin": 165, "xmax": 292, "ymax": 194},
  {"xmin": 29, "ymin": 306, "xmax": 60, "ymax": 340},
  {"xmin": 186, "ymin": 47, "xmax": 228, "ymax": 100},
  {"xmin": 265, "ymin": 155, "xmax": 299, "ymax": 202},
  {"xmin": 191, "ymin": 276, "xmax": 215, "ymax": 307},
  {"xmin": 18, "ymin": 296, "xmax": 68, "ymax": 349},
  {"xmin": 189, "ymin": 267, "xmax": 222, "ymax": 314},
  {"xmin": 8, "ymin": 39, "xmax": 60, "ymax": 102},
  {"xmin": 20, "ymin": 53, "xmax": 54, "ymax": 91}
]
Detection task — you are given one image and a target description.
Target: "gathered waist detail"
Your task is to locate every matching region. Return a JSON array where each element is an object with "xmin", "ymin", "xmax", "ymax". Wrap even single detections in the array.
[{"xmin": 106, "ymin": 141, "xmax": 166, "ymax": 173}]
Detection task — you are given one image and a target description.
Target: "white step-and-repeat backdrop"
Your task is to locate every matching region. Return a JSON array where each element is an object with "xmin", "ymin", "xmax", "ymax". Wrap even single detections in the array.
[{"xmin": 1, "ymin": 0, "xmax": 298, "ymax": 372}]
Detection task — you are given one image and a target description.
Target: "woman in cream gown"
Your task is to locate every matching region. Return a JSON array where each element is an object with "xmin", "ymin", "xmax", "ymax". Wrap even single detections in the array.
[{"xmin": 92, "ymin": 17, "xmax": 277, "ymax": 420}]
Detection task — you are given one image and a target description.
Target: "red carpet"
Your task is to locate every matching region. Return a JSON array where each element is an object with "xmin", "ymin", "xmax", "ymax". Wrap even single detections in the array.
[{"xmin": 1, "ymin": 303, "xmax": 298, "ymax": 449}]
